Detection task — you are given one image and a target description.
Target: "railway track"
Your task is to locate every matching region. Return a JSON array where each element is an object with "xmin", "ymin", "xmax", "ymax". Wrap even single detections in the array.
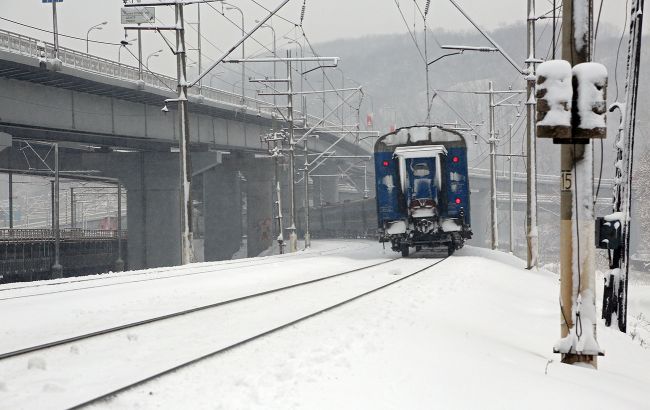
[
  {"xmin": 69, "ymin": 256, "xmax": 448, "ymax": 409},
  {"xmin": 0, "ymin": 254, "xmax": 448, "ymax": 409},
  {"xmin": 0, "ymin": 240, "xmax": 372, "ymax": 301},
  {"xmin": 0, "ymin": 256, "xmax": 397, "ymax": 361}
]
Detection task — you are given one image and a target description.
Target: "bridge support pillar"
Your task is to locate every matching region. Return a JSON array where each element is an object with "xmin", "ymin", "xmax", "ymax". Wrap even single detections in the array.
[
  {"xmin": 242, "ymin": 157, "xmax": 274, "ymax": 257},
  {"xmin": 125, "ymin": 153, "xmax": 182, "ymax": 269},
  {"xmin": 202, "ymin": 160, "xmax": 242, "ymax": 261}
]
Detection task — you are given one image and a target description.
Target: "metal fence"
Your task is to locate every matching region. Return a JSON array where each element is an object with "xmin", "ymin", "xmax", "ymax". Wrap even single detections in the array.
[{"xmin": 0, "ymin": 228, "xmax": 127, "ymax": 242}]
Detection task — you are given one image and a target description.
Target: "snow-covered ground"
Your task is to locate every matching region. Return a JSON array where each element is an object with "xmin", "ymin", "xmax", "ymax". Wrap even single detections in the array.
[{"xmin": 1, "ymin": 240, "xmax": 649, "ymax": 409}]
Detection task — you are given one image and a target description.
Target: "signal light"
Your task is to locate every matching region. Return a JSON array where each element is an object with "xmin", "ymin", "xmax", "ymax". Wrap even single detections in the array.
[
  {"xmin": 382, "ymin": 160, "xmax": 390, "ymax": 167},
  {"xmin": 452, "ymin": 156, "xmax": 459, "ymax": 163},
  {"xmin": 455, "ymin": 198, "xmax": 461, "ymax": 204}
]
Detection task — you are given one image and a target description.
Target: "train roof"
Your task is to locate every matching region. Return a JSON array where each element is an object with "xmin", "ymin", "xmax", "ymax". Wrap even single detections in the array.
[{"xmin": 374, "ymin": 125, "xmax": 467, "ymax": 153}]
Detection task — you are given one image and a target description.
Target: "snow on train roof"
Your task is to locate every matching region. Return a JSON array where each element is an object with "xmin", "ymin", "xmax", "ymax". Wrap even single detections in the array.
[{"xmin": 377, "ymin": 126, "xmax": 464, "ymax": 148}]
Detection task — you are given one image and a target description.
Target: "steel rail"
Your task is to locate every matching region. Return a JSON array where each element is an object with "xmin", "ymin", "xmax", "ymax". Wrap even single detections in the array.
[
  {"xmin": 0, "ymin": 255, "xmax": 402, "ymax": 360},
  {"xmin": 67, "ymin": 256, "xmax": 449, "ymax": 409},
  {"xmin": 0, "ymin": 241, "xmax": 370, "ymax": 298}
]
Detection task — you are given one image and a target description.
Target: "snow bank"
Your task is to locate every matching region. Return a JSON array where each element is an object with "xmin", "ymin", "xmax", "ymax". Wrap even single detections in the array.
[{"xmin": 94, "ymin": 245, "xmax": 650, "ymax": 409}]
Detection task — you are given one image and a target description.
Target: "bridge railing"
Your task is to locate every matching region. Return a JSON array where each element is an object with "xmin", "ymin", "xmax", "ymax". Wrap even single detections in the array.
[{"xmin": 0, "ymin": 29, "xmax": 271, "ymax": 111}]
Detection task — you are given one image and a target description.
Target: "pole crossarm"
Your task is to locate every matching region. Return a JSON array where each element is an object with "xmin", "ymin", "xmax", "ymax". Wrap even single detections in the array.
[
  {"xmin": 441, "ymin": 45, "xmax": 499, "ymax": 52},
  {"xmin": 250, "ymin": 78, "xmax": 291, "ymax": 83},
  {"xmin": 123, "ymin": 0, "xmax": 224, "ymax": 7},
  {"xmin": 123, "ymin": 26, "xmax": 178, "ymax": 31},
  {"xmin": 258, "ymin": 87, "xmax": 359, "ymax": 96},
  {"xmin": 225, "ymin": 57, "xmax": 339, "ymax": 64}
]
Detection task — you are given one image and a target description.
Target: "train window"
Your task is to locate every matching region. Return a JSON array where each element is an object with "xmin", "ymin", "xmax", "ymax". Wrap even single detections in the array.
[{"xmin": 412, "ymin": 163, "xmax": 430, "ymax": 177}]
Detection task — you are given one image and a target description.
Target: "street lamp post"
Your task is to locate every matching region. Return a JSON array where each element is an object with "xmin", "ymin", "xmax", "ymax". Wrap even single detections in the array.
[
  {"xmin": 118, "ymin": 38, "xmax": 136, "ymax": 64},
  {"xmin": 86, "ymin": 21, "xmax": 107, "ymax": 54},
  {"xmin": 224, "ymin": 3, "xmax": 245, "ymax": 103},
  {"xmin": 146, "ymin": 49, "xmax": 163, "ymax": 69}
]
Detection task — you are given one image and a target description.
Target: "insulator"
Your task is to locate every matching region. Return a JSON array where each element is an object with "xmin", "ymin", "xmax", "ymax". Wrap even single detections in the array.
[
  {"xmin": 424, "ymin": 0, "xmax": 431, "ymax": 16},
  {"xmin": 300, "ymin": 0, "xmax": 307, "ymax": 25}
]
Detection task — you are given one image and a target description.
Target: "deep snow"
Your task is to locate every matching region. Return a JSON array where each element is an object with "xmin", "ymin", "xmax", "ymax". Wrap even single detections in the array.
[{"xmin": 0, "ymin": 240, "xmax": 648, "ymax": 409}]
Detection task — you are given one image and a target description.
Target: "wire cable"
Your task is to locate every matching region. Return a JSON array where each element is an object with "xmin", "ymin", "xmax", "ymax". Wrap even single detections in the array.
[
  {"xmin": 0, "ymin": 16, "xmax": 121, "ymax": 46},
  {"xmin": 392, "ymin": 0, "xmax": 426, "ymax": 62}
]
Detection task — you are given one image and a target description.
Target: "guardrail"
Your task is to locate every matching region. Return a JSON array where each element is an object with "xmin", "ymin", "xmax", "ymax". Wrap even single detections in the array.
[{"xmin": 0, "ymin": 228, "xmax": 127, "ymax": 241}]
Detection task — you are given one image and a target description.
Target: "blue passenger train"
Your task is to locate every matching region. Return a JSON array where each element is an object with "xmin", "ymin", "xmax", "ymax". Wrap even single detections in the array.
[{"xmin": 374, "ymin": 125, "xmax": 473, "ymax": 256}]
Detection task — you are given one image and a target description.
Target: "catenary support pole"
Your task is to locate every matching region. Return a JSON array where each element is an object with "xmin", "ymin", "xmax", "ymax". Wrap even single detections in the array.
[
  {"xmin": 52, "ymin": 143, "xmax": 62, "ymax": 278},
  {"xmin": 304, "ymin": 139, "xmax": 311, "ymax": 248},
  {"xmin": 115, "ymin": 182, "xmax": 124, "ymax": 271},
  {"xmin": 287, "ymin": 51, "xmax": 298, "ymax": 252},
  {"xmin": 274, "ymin": 148, "xmax": 284, "ymax": 254},
  {"xmin": 526, "ymin": 0, "xmax": 539, "ymax": 268},
  {"xmin": 52, "ymin": 0, "xmax": 59, "ymax": 60},
  {"xmin": 138, "ymin": 24, "xmax": 143, "ymax": 83},
  {"xmin": 509, "ymin": 123, "xmax": 514, "ymax": 254},
  {"xmin": 70, "ymin": 187, "xmax": 75, "ymax": 229},
  {"xmin": 8, "ymin": 172, "xmax": 12, "ymax": 229},
  {"xmin": 488, "ymin": 81, "xmax": 499, "ymax": 250},
  {"xmin": 559, "ymin": 0, "xmax": 598, "ymax": 367}
]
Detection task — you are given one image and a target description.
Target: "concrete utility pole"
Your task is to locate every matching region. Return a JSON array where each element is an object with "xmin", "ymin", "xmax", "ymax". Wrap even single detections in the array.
[
  {"xmin": 526, "ymin": 0, "xmax": 540, "ymax": 268},
  {"xmin": 174, "ymin": 2, "xmax": 195, "ymax": 265},
  {"xmin": 125, "ymin": 1, "xmax": 195, "ymax": 265},
  {"xmin": 560, "ymin": 0, "xmax": 598, "ymax": 367}
]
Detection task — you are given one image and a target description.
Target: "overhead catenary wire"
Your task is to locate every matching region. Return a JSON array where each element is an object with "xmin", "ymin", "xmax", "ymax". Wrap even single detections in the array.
[{"xmin": 393, "ymin": 0, "xmax": 426, "ymax": 62}]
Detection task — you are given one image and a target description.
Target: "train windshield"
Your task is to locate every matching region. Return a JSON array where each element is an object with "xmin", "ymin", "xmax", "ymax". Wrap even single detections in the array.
[{"xmin": 412, "ymin": 163, "xmax": 430, "ymax": 177}]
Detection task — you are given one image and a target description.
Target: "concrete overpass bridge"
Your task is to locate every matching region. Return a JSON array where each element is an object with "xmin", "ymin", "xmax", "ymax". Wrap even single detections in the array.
[{"xmin": 0, "ymin": 29, "xmax": 369, "ymax": 272}]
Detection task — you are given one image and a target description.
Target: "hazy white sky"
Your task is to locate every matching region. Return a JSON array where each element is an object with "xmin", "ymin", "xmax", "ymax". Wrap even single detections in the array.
[{"xmin": 0, "ymin": 1, "xmax": 633, "ymax": 78}]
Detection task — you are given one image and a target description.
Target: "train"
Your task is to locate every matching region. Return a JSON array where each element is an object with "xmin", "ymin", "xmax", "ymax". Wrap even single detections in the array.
[{"xmin": 374, "ymin": 125, "xmax": 473, "ymax": 256}]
